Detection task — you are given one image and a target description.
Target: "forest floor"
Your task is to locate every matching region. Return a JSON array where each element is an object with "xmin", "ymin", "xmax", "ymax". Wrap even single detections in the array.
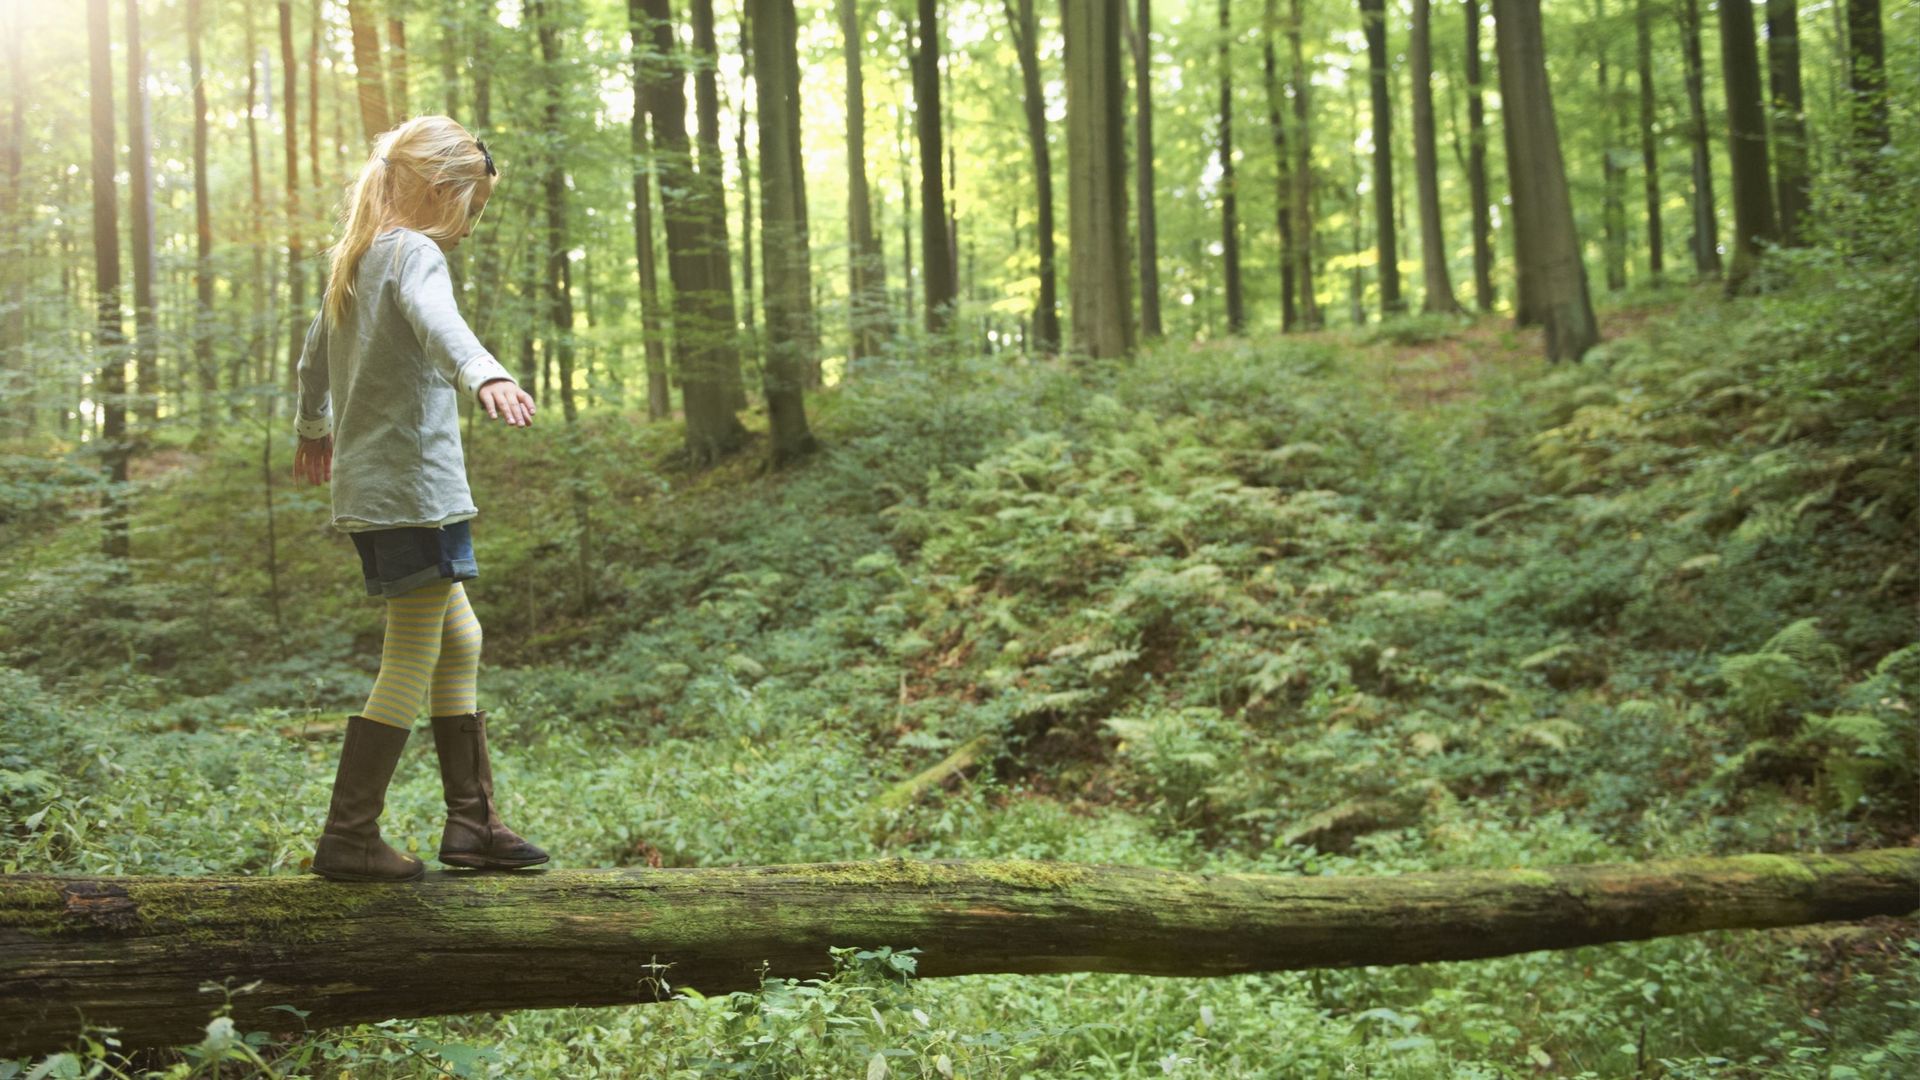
[{"xmin": 3, "ymin": 274, "xmax": 1917, "ymax": 1078}]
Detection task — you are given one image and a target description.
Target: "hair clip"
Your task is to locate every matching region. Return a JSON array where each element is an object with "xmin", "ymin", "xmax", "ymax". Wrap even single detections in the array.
[
  {"xmin": 476, "ymin": 140, "xmax": 497, "ymax": 177},
  {"xmin": 379, "ymin": 155, "xmax": 391, "ymax": 165}
]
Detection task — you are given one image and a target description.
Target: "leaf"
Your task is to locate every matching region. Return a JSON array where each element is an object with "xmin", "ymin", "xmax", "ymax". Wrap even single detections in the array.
[{"xmin": 866, "ymin": 1051, "xmax": 889, "ymax": 1080}]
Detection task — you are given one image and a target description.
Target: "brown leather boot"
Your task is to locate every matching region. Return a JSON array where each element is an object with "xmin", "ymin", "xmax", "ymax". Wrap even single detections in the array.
[
  {"xmin": 310, "ymin": 715, "xmax": 426, "ymax": 883},
  {"xmin": 430, "ymin": 710, "xmax": 549, "ymax": 869}
]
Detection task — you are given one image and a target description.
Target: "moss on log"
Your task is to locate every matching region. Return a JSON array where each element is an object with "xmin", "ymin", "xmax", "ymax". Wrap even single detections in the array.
[{"xmin": 2, "ymin": 849, "xmax": 1915, "ymax": 1057}]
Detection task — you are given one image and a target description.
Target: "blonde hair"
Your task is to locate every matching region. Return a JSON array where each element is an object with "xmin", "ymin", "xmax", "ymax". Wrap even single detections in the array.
[{"xmin": 324, "ymin": 115, "xmax": 497, "ymax": 325}]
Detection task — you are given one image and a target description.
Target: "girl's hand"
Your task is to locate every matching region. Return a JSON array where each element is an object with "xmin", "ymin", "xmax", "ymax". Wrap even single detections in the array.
[
  {"xmin": 478, "ymin": 379, "xmax": 536, "ymax": 427},
  {"xmin": 293, "ymin": 435, "xmax": 332, "ymax": 485}
]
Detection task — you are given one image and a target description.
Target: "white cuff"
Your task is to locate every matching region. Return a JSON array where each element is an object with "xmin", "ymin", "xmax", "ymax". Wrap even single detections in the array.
[
  {"xmin": 456, "ymin": 351, "xmax": 517, "ymax": 399},
  {"xmin": 295, "ymin": 413, "xmax": 332, "ymax": 440}
]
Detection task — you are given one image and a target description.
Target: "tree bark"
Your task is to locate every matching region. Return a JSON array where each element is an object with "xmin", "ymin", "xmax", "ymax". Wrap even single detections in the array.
[
  {"xmin": 1493, "ymin": 0, "xmax": 1598, "ymax": 361},
  {"xmin": 1717, "ymin": 0, "xmax": 1777, "ymax": 292},
  {"xmin": 125, "ymin": 0, "xmax": 157, "ymax": 427},
  {"xmin": 1845, "ymin": 0, "xmax": 1887, "ymax": 155},
  {"xmin": 279, "ymin": 3, "xmax": 305, "ymax": 400},
  {"xmin": 736, "ymin": 14, "xmax": 757, "ymax": 356},
  {"xmin": 86, "ymin": 0, "xmax": 130, "ymax": 564},
  {"xmin": 1287, "ymin": 0, "xmax": 1319, "ymax": 328},
  {"xmin": 642, "ymin": 0, "xmax": 746, "ymax": 465},
  {"xmin": 753, "ymin": 0, "xmax": 818, "ymax": 468},
  {"xmin": 1, "ymin": 5, "xmax": 24, "ymax": 432},
  {"xmin": 1261, "ymin": 0, "xmax": 1297, "ymax": 330},
  {"xmin": 690, "ymin": 0, "xmax": 744, "ymax": 409},
  {"xmin": 1596, "ymin": 0, "xmax": 1626, "ymax": 292},
  {"xmin": 1465, "ymin": 0, "xmax": 1494, "ymax": 310},
  {"xmin": 1216, "ymin": 0, "xmax": 1244, "ymax": 334},
  {"xmin": 628, "ymin": 0, "xmax": 671, "ymax": 421},
  {"xmin": 189, "ymin": 0, "xmax": 216, "ymax": 439},
  {"xmin": 387, "ymin": 16, "xmax": 410, "ymax": 119},
  {"xmin": 913, "ymin": 0, "xmax": 957, "ymax": 334},
  {"xmin": 1765, "ymin": 0, "xmax": 1808, "ymax": 246},
  {"xmin": 1359, "ymin": 0, "xmax": 1402, "ymax": 315},
  {"xmin": 531, "ymin": 0, "xmax": 577, "ymax": 424},
  {"xmin": 345, "ymin": 1, "xmax": 389, "ymax": 142},
  {"xmin": 1063, "ymin": 0, "xmax": 1132, "ymax": 359},
  {"xmin": 1131, "ymin": 0, "xmax": 1161, "ymax": 340},
  {"xmin": 842, "ymin": 0, "xmax": 890, "ymax": 364},
  {"xmin": 1002, "ymin": 0, "xmax": 1060, "ymax": 354},
  {"xmin": 1635, "ymin": 0, "xmax": 1662, "ymax": 279},
  {"xmin": 1411, "ymin": 0, "xmax": 1459, "ymax": 314},
  {"xmin": 243, "ymin": 0, "xmax": 269, "ymax": 417},
  {"xmin": 1678, "ymin": 0, "xmax": 1720, "ymax": 275},
  {"xmin": 5, "ymin": 850, "xmax": 1914, "ymax": 1059}
]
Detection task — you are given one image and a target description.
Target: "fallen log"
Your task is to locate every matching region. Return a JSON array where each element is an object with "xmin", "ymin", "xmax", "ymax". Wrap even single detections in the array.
[{"xmin": 3, "ymin": 849, "xmax": 1914, "ymax": 1058}]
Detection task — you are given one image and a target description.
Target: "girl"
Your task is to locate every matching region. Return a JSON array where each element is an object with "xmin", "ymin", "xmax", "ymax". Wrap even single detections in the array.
[{"xmin": 292, "ymin": 115, "xmax": 547, "ymax": 882}]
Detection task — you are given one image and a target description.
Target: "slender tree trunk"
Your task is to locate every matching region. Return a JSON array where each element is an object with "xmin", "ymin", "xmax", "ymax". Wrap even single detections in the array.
[
  {"xmin": 243, "ymin": 1, "xmax": 268, "ymax": 417},
  {"xmin": 912, "ymin": 0, "xmax": 957, "ymax": 334},
  {"xmin": 1636, "ymin": 0, "xmax": 1663, "ymax": 279},
  {"xmin": 753, "ymin": 0, "xmax": 818, "ymax": 467},
  {"xmin": 1132, "ymin": 0, "xmax": 1162, "ymax": 340},
  {"xmin": 1004, "ymin": 0, "xmax": 1061, "ymax": 353},
  {"xmin": 1465, "ymin": 0, "xmax": 1494, "ymax": 310},
  {"xmin": 531, "ymin": 0, "xmax": 577, "ymax": 424},
  {"xmin": 1216, "ymin": 0, "xmax": 1244, "ymax": 334},
  {"xmin": 125, "ymin": 0, "xmax": 157, "ymax": 428},
  {"xmin": 1717, "ymin": 0, "xmax": 1777, "ymax": 292},
  {"xmin": 1063, "ymin": 0, "xmax": 1132, "ymax": 359},
  {"xmin": 642, "ymin": 0, "xmax": 746, "ymax": 464},
  {"xmin": 1845, "ymin": 0, "xmax": 1888, "ymax": 155},
  {"xmin": 87, "ymin": 0, "xmax": 130, "ymax": 564},
  {"xmin": 1678, "ymin": 0, "xmax": 1721, "ymax": 275},
  {"xmin": 346, "ymin": 1, "xmax": 390, "ymax": 141},
  {"xmin": 1262, "ymin": 0, "xmax": 1297, "ymax": 330},
  {"xmin": 898, "ymin": 105, "xmax": 914, "ymax": 328},
  {"xmin": 309, "ymin": 0, "xmax": 322, "ymax": 210},
  {"xmin": 279, "ymin": 3, "xmax": 305, "ymax": 402},
  {"xmin": 690, "ymin": 0, "xmax": 744, "ymax": 410},
  {"xmin": 1597, "ymin": 0, "xmax": 1626, "ymax": 292},
  {"xmin": 1360, "ymin": 0, "xmax": 1402, "ymax": 315},
  {"xmin": 735, "ymin": 17, "xmax": 756, "ymax": 351},
  {"xmin": 628, "ymin": 0, "xmax": 670, "ymax": 421},
  {"xmin": 1411, "ymin": 0, "xmax": 1459, "ymax": 313},
  {"xmin": 1288, "ymin": 0, "xmax": 1319, "ymax": 327},
  {"xmin": 1765, "ymin": 0, "xmax": 1808, "ymax": 246},
  {"xmin": 1493, "ymin": 0, "xmax": 1598, "ymax": 361},
  {"xmin": 387, "ymin": 17, "xmax": 410, "ymax": 119},
  {"xmin": 189, "ymin": 0, "xmax": 216, "ymax": 439},
  {"xmin": 842, "ymin": 0, "xmax": 890, "ymax": 363},
  {"xmin": 2, "ymin": 6, "xmax": 24, "ymax": 432}
]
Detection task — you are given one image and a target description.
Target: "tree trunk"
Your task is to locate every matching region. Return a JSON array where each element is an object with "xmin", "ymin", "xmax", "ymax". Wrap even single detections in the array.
[
  {"xmin": 86, "ymin": 0, "xmax": 130, "ymax": 564},
  {"xmin": 840, "ymin": 0, "xmax": 889, "ymax": 364},
  {"xmin": 531, "ymin": 0, "xmax": 577, "ymax": 424},
  {"xmin": 387, "ymin": 17, "xmax": 410, "ymax": 119},
  {"xmin": 1, "ymin": 6, "xmax": 24, "ymax": 432},
  {"xmin": 642, "ymin": 0, "xmax": 746, "ymax": 465},
  {"xmin": 1215, "ymin": 0, "xmax": 1244, "ymax": 334},
  {"xmin": 1597, "ymin": 0, "xmax": 1626, "ymax": 292},
  {"xmin": 1765, "ymin": 0, "xmax": 1808, "ymax": 246},
  {"xmin": 735, "ymin": 16, "xmax": 757, "ymax": 355},
  {"xmin": 1002, "ymin": 0, "xmax": 1060, "ymax": 354},
  {"xmin": 1465, "ymin": 0, "xmax": 1494, "ymax": 310},
  {"xmin": 690, "ymin": 0, "xmax": 745, "ymax": 411},
  {"xmin": 1636, "ymin": 0, "xmax": 1663, "ymax": 279},
  {"xmin": 899, "ymin": 105, "xmax": 913, "ymax": 327},
  {"xmin": 1678, "ymin": 0, "xmax": 1720, "ymax": 275},
  {"xmin": 243, "ymin": 0, "xmax": 268, "ymax": 419},
  {"xmin": 1845, "ymin": 0, "xmax": 1887, "ymax": 155},
  {"xmin": 346, "ymin": 0, "xmax": 390, "ymax": 142},
  {"xmin": 913, "ymin": 0, "xmax": 957, "ymax": 334},
  {"xmin": 309, "ymin": 0, "xmax": 322, "ymax": 212},
  {"xmin": 1411, "ymin": 0, "xmax": 1459, "ymax": 314},
  {"xmin": 1063, "ymin": 0, "xmax": 1132, "ymax": 359},
  {"xmin": 1132, "ymin": 0, "xmax": 1162, "ymax": 340},
  {"xmin": 1717, "ymin": 0, "xmax": 1777, "ymax": 292},
  {"xmin": 753, "ymin": 0, "xmax": 818, "ymax": 468},
  {"xmin": 1261, "ymin": 0, "xmax": 1297, "ymax": 330},
  {"xmin": 1287, "ymin": 0, "xmax": 1319, "ymax": 327},
  {"xmin": 279, "ymin": 3, "xmax": 305, "ymax": 401},
  {"xmin": 628, "ymin": 0, "xmax": 671, "ymax": 421},
  {"xmin": 1360, "ymin": 0, "xmax": 1402, "ymax": 315},
  {"xmin": 5, "ymin": 850, "xmax": 1915, "ymax": 1059},
  {"xmin": 125, "ymin": 0, "xmax": 157, "ymax": 428},
  {"xmin": 1493, "ymin": 0, "xmax": 1598, "ymax": 361},
  {"xmin": 189, "ymin": 0, "xmax": 216, "ymax": 439}
]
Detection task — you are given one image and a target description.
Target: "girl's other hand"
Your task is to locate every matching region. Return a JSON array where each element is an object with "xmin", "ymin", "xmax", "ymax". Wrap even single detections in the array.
[
  {"xmin": 478, "ymin": 379, "xmax": 536, "ymax": 427},
  {"xmin": 293, "ymin": 435, "xmax": 332, "ymax": 485}
]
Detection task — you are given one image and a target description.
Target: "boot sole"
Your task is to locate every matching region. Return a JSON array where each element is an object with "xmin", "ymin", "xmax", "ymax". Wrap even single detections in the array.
[
  {"xmin": 308, "ymin": 864, "xmax": 427, "ymax": 883},
  {"xmin": 439, "ymin": 851, "xmax": 550, "ymax": 870}
]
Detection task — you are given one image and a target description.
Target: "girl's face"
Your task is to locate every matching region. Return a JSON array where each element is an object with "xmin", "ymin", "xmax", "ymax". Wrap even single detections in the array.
[{"xmin": 435, "ymin": 181, "xmax": 493, "ymax": 253}]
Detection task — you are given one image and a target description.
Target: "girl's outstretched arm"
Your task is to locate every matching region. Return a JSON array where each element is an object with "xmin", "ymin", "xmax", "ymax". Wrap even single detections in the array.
[{"xmin": 393, "ymin": 232, "xmax": 517, "ymax": 402}]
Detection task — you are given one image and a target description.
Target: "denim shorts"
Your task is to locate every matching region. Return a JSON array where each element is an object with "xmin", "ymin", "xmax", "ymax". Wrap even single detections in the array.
[{"xmin": 349, "ymin": 520, "xmax": 479, "ymax": 598}]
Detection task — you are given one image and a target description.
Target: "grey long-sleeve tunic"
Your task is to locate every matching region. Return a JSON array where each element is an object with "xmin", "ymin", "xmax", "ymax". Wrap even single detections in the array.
[{"xmin": 294, "ymin": 227, "xmax": 516, "ymax": 533}]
